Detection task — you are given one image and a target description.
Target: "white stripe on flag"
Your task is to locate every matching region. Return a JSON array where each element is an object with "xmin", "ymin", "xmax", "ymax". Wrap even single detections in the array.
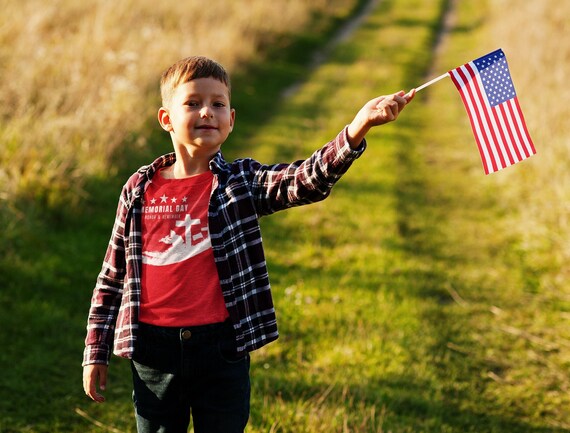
[
  {"xmin": 467, "ymin": 62, "xmax": 510, "ymax": 170},
  {"xmin": 511, "ymin": 98, "xmax": 536, "ymax": 158},
  {"xmin": 502, "ymin": 100, "xmax": 528, "ymax": 160},
  {"xmin": 450, "ymin": 64, "xmax": 495, "ymax": 173}
]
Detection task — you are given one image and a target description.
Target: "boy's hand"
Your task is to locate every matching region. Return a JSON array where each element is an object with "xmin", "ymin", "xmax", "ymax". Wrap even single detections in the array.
[
  {"xmin": 347, "ymin": 89, "xmax": 415, "ymax": 148},
  {"xmin": 83, "ymin": 364, "xmax": 108, "ymax": 403}
]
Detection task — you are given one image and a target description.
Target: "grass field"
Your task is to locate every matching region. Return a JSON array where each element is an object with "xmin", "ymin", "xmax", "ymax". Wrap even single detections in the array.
[{"xmin": 1, "ymin": 0, "xmax": 569, "ymax": 432}]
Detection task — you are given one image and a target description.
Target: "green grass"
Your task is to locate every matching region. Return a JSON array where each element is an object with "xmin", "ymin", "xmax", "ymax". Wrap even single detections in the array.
[{"xmin": 2, "ymin": 0, "xmax": 569, "ymax": 432}]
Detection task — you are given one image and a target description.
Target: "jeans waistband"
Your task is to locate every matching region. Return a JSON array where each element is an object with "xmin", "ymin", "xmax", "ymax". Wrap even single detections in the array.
[{"xmin": 137, "ymin": 319, "xmax": 233, "ymax": 342}]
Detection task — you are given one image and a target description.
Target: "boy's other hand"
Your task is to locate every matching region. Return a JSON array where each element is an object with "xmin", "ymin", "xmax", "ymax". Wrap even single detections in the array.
[
  {"xmin": 347, "ymin": 89, "xmax": 415, "ymax": 148},
  {"xmin": 83, "ymin": 364, "xmax": 108, "ymax": 403}
]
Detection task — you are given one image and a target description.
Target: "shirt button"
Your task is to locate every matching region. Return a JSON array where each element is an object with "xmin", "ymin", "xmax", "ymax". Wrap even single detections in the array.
[{"xmin": 181, "ymin": 330, "xmax": 192, "ymax": 340}]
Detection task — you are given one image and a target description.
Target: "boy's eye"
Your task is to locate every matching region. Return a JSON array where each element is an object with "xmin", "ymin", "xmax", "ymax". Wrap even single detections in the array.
[
  {"xmin": 186, "ymin": 101, "xmax": 199, "ymax": 107},
  {"xmin": 213, "ymin": 102, "xmax": 226, "ymax": 108}
]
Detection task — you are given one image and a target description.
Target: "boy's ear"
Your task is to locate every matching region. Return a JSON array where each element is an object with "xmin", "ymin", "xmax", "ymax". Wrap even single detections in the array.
[
  {"xmin": 229, "ymin": 108, "xmax": 236, "ymax": 132},
  {"xmin": 158, "ymin": 107, "xmax": 173, "ymax": 132}
]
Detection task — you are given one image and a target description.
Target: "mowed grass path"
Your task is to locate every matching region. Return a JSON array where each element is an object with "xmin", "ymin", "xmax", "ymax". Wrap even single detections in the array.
[
  {"xmin": 243, "ymin": 0, "xmax": 570, "ymax": 431},
  {"xmin": 1, "ymin": 0, "xmax": 568, "ymax": 432}
]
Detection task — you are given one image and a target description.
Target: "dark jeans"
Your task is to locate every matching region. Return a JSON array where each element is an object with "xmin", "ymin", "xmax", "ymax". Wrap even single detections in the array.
[{"xmin": 131, "ymin": 321, "xmax": 250, "ymax": 433}]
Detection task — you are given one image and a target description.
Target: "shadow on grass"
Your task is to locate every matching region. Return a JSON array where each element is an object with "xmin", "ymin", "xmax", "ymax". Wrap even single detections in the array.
[
  {"xmin": 243, "ymin": 0, "xmax": 570, "ymax": 432},
  {"xmin": 381, "ymin": 1, "xmax": 567, "ymax": 432},
  {"xmin": 253, "ymin": 370, "xmax": 569, "ymax": 433}
]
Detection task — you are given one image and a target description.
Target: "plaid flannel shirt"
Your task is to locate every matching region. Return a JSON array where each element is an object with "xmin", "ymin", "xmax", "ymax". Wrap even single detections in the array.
[{"xmin": 83, "ymin": 127, "xmax": 365, "ymax": 365}]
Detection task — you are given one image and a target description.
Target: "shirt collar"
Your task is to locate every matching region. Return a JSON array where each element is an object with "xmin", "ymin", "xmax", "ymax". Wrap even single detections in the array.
[
  {"xmin": 208, "ymin": 151, "xmax": 229, "ymax": 174},
  {"xmin": 137, "ymin": 151, "xmax": 228, "ymax": 185}
]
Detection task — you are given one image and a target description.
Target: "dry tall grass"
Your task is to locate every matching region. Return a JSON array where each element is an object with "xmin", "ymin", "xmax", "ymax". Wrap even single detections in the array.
[
  {"xmin": 487, "ymin": 0, "xmax": 570, "ymax": 291},
  {"xmin": 0, "ymin": 0, "xmax": 354, "ymax": 211}
]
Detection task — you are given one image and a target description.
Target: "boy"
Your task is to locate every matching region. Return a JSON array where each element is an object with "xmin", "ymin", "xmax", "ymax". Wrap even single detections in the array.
[{"xmin": 83, "ymin": 56, "xmax": 414, "ymax": 432}]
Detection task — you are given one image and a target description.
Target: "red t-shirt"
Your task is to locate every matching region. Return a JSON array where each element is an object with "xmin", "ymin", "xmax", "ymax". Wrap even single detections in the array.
[{"xmin": 140, "ymin": 169, "xmax": 229, "ymax": 327}]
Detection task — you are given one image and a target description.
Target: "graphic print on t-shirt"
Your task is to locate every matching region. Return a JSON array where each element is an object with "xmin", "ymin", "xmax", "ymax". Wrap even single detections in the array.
[
  {"xmin": 142, "ymin": 176, "xmax": 212, "ymax": 267},
  {"xmin": 142, "ymin": 213, "xmax": 210, "ymax": 266}
]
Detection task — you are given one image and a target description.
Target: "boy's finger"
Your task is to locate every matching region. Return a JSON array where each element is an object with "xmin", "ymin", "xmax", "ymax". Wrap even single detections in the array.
[
  {"xmin": 88, "ymin": 382, "xmax": 106, "ymax": 403},
  {"xmin": 392, "ymin": 95, "xmax": 407, "ymax": 112},
  {"xmin": 387, "ymin": 99, "xmax": 399, "ymax": 119},
  {"xmin": 404, "ymin": 88, "xmax": 416, "ymax": 101},
  {"xmin": 99, "ymin": 368, "xmax": 107, "ymax": 391}
]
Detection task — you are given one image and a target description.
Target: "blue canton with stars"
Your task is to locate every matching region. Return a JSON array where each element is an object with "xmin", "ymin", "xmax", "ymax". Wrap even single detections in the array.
[{"xmin": 473, "ymin": 49, "xmax": 516, "ymax": 107}]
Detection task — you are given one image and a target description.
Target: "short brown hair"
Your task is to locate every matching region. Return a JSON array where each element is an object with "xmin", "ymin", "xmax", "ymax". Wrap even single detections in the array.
[{"xmin": 160, "ymin": 56, "xmax": 231, "ymax": 106}]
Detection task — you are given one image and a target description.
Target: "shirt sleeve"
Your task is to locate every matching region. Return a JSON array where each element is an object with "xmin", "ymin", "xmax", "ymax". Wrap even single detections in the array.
[
  {"xmin": 82, "ymin": 184, "xmax": 130, "ymax": 366},
  {"xmin": 250, "ymin": 126, "xmax": 366, "ymax": 216}
]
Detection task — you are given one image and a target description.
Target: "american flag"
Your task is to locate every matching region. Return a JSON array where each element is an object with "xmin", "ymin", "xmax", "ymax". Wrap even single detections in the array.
[{"xmin": 448, "ymin": 49, "xmax": 536, "ymax": 174}]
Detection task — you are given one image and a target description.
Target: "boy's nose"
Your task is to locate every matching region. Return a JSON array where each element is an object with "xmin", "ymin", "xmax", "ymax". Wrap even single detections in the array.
[{"xmin": 200, "ymin": 107, "xmax": 213, "ymax": 119}]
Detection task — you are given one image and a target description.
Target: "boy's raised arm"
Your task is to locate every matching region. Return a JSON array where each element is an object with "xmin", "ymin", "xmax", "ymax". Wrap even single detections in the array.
[{"xmin": 347, "ymin": 89, "xmax": 415, "ymax": 149}]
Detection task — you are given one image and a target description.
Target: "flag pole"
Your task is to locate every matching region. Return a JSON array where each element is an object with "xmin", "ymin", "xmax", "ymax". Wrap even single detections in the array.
[{"xmin": 414, "ymin": 72, "xmax": 450, "ymax": 92}]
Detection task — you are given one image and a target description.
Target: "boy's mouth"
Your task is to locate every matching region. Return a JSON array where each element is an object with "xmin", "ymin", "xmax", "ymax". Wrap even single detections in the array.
[{"xmin": 196, "ymin": 124, "xmax": 217, "ymax": 130}]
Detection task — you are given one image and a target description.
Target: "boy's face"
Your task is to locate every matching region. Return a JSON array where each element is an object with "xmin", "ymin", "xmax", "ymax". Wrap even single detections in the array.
[{"xmin": 159, "ymin": 77, "xmax": 235, "ymax": 156}]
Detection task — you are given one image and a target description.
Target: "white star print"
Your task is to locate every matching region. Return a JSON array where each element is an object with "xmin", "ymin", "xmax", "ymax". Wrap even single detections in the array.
[{"xmin": 475, "ymin": 51, "xmax": 515, "ymax": 107}]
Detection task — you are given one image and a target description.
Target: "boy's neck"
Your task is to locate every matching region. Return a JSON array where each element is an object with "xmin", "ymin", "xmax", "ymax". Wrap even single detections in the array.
[{"xmin": 164, "ymin": 148, "xmax": 216, "ymax": 179}]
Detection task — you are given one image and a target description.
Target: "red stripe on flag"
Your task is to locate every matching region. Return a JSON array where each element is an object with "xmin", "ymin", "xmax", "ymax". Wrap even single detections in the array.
[
  {"xmin": 461, "ymin": 65, "xmax": 497, "ymax": 173},
  {"xmin": 452, "ymin": 65, "xmax": 495, "ymax": 173},
  {"xmin": 497, "ymin": 103, "xmax": 523, "ymax": 161},
  {"xmin": 448, "ymin": 68, "xmax": 491, "ymax": 173},
  {"xmin": 512, "ymin": 97, "xmax": 536, "ymax": 156},
  {"xmin": 490, "ymin": 106, "xmax": 515, "ymax": 166},
  {"xmin": 466, "ymin": 63, "xmax": 507, "ymax": 170},
  {"xmin": 506, "ymin": 99, "xmax": 530, "ymax": 158}
]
